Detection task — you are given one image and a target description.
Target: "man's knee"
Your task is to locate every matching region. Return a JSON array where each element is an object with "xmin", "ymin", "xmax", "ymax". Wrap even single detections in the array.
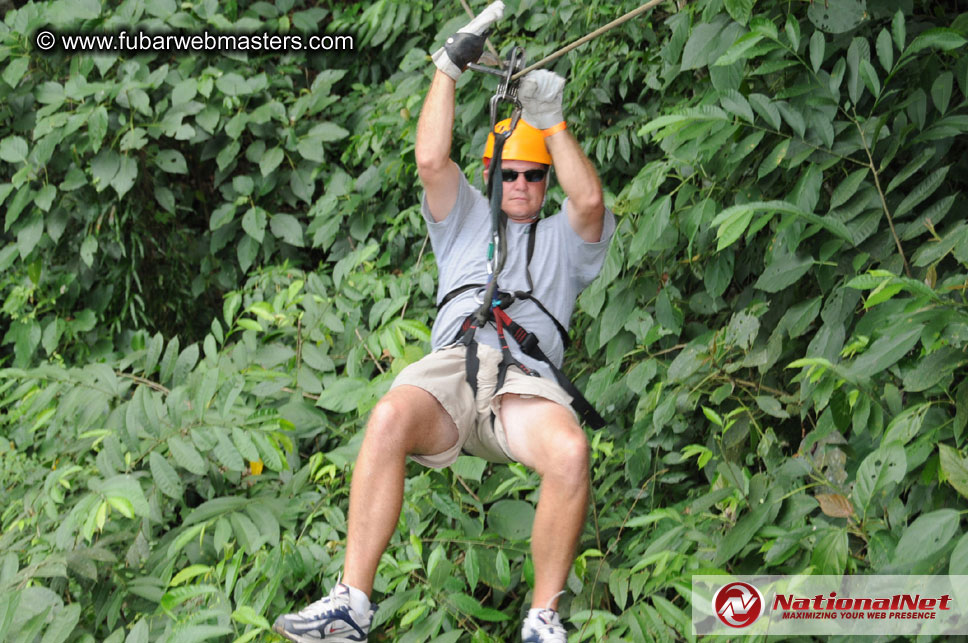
[
  {"xmin": 365, "ymin": 386, "xmax": 457, "ymax": 455},
  {"xmin": 366, "ymin": 391, "xmax": 418, "ymax": 445},
  {"xmin": 538, "ymin": 423, "xmax": 589, "ymax": 483}
]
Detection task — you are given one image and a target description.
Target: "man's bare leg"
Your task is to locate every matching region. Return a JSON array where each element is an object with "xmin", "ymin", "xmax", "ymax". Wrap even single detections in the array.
[
  {"xmin": 500, "ymin": 393, "xmax": 590, "ymax": 609},
  {"xmin": 342, "ymin": 385, "xmax": 459, "ymax": 595}
]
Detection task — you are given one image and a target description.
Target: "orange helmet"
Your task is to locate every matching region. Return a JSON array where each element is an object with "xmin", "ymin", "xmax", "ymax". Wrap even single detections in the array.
[{"xmin": 482, "ymin": 118, "xmax": 551, "ymax": 166}]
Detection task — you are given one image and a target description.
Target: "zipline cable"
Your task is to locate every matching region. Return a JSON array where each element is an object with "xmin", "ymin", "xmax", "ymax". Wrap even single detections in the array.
[{"xmin": 511, "ymin": 0, "xmax": 666, "ymax": 80}]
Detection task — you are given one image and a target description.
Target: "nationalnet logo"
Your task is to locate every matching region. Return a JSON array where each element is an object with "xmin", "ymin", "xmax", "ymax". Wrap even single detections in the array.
[
  {"xmin": 713, "ymin": 581, "xmax": 764, "ymax": 628},
  {"xmin": 772, "ymin": 589, "xmax": 952, "ymax": 621},
  {"xmin": 693, "ymin": 575, "xmax": 968, "ymax": 636}
]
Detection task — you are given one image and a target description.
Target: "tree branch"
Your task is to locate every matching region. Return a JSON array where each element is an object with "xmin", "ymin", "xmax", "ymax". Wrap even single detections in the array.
[{"xmin": 854, "ymin": 111, "xmax": 911, "ymax": 277}]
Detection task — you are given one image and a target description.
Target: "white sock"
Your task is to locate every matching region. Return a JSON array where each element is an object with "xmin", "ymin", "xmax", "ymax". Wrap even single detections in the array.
[{"xmin": 345, "ymin": 583, "xmax": 371, "ymax": 616}]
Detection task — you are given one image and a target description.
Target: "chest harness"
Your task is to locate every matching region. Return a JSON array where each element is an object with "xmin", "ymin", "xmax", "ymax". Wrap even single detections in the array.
[{"xmin": 442, "ymin": 47, "xmax": 605, "ymax": 430}]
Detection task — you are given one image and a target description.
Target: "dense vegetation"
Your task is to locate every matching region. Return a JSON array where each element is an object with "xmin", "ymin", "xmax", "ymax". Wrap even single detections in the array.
[{"xmin": 1, "ymin": 0, "xmax": 967, "ymax": 640}]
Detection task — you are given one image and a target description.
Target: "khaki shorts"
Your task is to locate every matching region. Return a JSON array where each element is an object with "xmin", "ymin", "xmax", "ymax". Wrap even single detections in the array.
[{"xmin": 389, "ymin": 343, "xmax": 576, "ymax": 468}]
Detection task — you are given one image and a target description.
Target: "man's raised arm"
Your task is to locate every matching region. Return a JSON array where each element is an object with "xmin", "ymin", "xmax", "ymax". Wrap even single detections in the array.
[
  {"xmin": 415, "ymin": 71, "xmax": 461, "ymax": 222},
  {"xmin": 519, "ymin": 70, "xmax": 606, "ymax": 243},
  {"xmin": 415, "ymin": 2, "xmax": 505, "ymax": 222}
]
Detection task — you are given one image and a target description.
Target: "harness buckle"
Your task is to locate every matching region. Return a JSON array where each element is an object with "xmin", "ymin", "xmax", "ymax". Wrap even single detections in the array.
[{"xmin": 518, "ymin": 330, "xmax": 539, "ymax": 353}]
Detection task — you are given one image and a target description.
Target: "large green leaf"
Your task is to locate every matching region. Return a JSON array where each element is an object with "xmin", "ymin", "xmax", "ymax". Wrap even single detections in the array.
[
  {"xmin": 723, "ymin": 0, "xmax": 753, "ymax": 25},
  {"xmin": 882, "ymin": 403, "xmax": 929, "ymax": 446},
  {"xmin": 846, "ymin": 37, "xmax": 871, "ymax": 105},
  {"xmin": 155, "ymin": 150, "xmax": 187, "ymax": 174},
  {"xmin": 315, "ymin": 377, "xmax": 370, "ymax": 413},
  {"xmin": 715, "ymin": 32, "xmax": 764, "ymax": 67},
  {"xmin": 894, "ymin": 165, "xmax": 949, "ymax": 218},
  {"xmin": 600, "ymin": 288, "xmax": 636, "ymax": 347},
  {"xmin": 712, "ymin": 200, "xmax": 851, "ymax": 250},
  {"xmin": 16, "ymin": 215, "xmax": 43, "ymax": 259},
  {"xmin": 112, "ymin": 155, "xmax": 138, "ymax": 198},
  {"xmin": 667, "ymin": 344, "xmax": 706, "ymax": 382},
  {"xmin": 308, "ymin": 122, "xmax": 349, "ymax": 142},
  {"xmin": 149, "ymin": 452, "xmax": 184, "ymax": 500},
  {"xmin": 213, "ymin": 429, "xmax": 244, "ymax": 472},
  {"xmin": 885, "ymin": 148, "xmax": 934, "ymax": 194},
  {"xmin": 893, "ymin": 509, "xmax": 960, "ymax": 564},
  {"xmin": 912, "ymin": 222, "xmax": 968, "ymax": 266},
  {"xmin": 903, "ymin": 347, "xmax": 965, "ymax": 392},
  {"xmin": 91, "ymin": 475, "xmax": 150, "ymax": 518},
  {"xmin": 939, "ymin": 444, "xmax": 968, "ymax": 499},
  {"xmin": 951, "ymin": 533, "xmax": 968, "ymax": 575},
  {"xmin": 931, "ymin": 71, "xmax": 953, "ymax": 115},
  {"xmin": 853, "ymin": 443, "xmax": 906, "ymax": 516},
  {"xmin": 808, "ymin": 0, "xmax": 867, "ymax": 34},
  {"xmin": 0, "ymin": 136, "xmax": 28, "ymax": 163},
  {"xmin": 682, "ymin": 21, "xmax": 728, "ymax": 70},
  {"xmin": 39, "ymin": 603, "xmax": 80, "ymax": 643},
  {"xmin": 829, "ymin": 169, "xmax": 869, "ymax": 210},
  {"xmin": 875, "ymin": 28, "xmax": 893, "ymax": 72},
  {"xmin": 450, "ymin": 594, "xmax": 511, "ymax": 622},
  {"xmin": 270, "ymin": 214, "xmax": 305, "ymax": 247},
  {"xmin": 168, "ymin": 436, "xmax": 208, "ymax": 476},
  {"xmin": 757, "ymin": 139, "xmax": 789, "ymax": 178},
  {"xmin": 260, "ymin": 147, "xmax": 284, "ymax": 177},
  {"xmin": 754, "ymin": 249, "xmax": 813, "ymax": 293},
  {"xmin": 846, "ymin": 324, "xmax": 922, "ymax": 378},
  {"xmin": 216, "ymin": 73, "xmax": 251, "ymax": 96},
  {"xmin": 639, "ymin": 107, "xmax": 730, "ymax": 137},
  {"xmin": 812, "ymin": 528, "xmax": 848, "ymax": 574},
  {"xmin": 714, "ymin": 496, "xmax": 773, "ymax": 566},
  {"xmin": 242, "ymin": 207, "xmax": 268, "ymax": 243},
  {"xmin": 487, "ymin": 500, "xmax": 535, "ymax": 542},
  {"xmin": 903, "ymin": 28, "xmax": 967, "ymax": 57}
]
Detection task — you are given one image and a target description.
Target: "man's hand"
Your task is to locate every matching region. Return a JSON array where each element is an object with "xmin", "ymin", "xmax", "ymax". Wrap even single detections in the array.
[
  {"xmin": 518, "ymin": 70, "xmax": 566, "ymax": 130},
  {"xmin": 432, "ymin": 1, "xmax": 505, "ymax": 81}
]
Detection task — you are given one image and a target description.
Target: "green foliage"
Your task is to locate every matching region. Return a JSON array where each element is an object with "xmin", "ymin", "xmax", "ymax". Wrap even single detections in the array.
[
  {"xmin": 0, "ymin": 0, "xmax": 434, "ymax": 364},
  {"xmin": 1, "ymin": 0, "xmax": 968, "ymax": 641}
]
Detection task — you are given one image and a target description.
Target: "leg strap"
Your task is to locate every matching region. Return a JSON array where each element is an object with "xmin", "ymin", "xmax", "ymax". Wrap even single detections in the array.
[
  {"xmin": 456, "ymin": 310, "xmax": 607, "ymax": 430},
  {"xmin": 492, "ymin": 308, "xmax": 606, "ymax": 430},
  {"xmin": 493, "ymin": 306, "xmax": 535, "ymax": 392},
  {"xmin": 458, "ymin": 319, "xmax": 480, "ymax": 399}
]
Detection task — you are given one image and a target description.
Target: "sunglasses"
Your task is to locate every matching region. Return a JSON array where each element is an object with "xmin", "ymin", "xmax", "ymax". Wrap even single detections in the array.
[{"xmin": 501, "ymin": 168, "xmax": 547, "ymax": 183}]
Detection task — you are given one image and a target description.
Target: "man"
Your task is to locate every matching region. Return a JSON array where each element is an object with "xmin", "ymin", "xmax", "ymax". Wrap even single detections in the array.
[{"xmin": 274, "ymin": 3, "xmax": 614, "ymax": 641}]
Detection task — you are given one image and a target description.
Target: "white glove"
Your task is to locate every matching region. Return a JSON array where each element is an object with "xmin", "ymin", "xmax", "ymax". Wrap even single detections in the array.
[
  {"xmin": 432, "ymin": 1, "xmax": 505, "ymax": 80},
  {"xmin": 518, "ymin": 70, "xmax": 566, "ymax": 130}
]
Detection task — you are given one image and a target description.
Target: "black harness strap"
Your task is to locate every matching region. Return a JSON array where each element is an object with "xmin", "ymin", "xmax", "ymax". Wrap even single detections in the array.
[
  {"xmin": 442, "ymin": 286, "xmax": 570, "ymax": 348},
  {"xmin": 493, "ymin": 307, "xmax": 605, "ymax": 429},
  {"xmin": 458, "ymin": 321, "xmax": 481, "ymax": 396}
]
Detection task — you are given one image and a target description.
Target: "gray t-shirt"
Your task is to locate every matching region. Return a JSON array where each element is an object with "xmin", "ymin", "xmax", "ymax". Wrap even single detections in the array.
[{"xmin": 422, "ymin": 172, "xmax": 616, "ymax": 379}]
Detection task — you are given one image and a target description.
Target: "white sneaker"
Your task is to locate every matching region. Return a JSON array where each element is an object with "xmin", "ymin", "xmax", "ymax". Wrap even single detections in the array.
[
  {"xmin": 273, "ymin": 582, "xmax": 376, "ymax": 643},
  {"xmin": 521, "ymin": 607, "xmax": 567, "ymax": 642}
]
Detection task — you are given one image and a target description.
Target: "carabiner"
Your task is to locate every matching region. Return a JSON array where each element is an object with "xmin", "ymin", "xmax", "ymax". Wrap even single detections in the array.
[{"xmin": 488, "ymin": 45, "xmax": 526, "ymax": 138}]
